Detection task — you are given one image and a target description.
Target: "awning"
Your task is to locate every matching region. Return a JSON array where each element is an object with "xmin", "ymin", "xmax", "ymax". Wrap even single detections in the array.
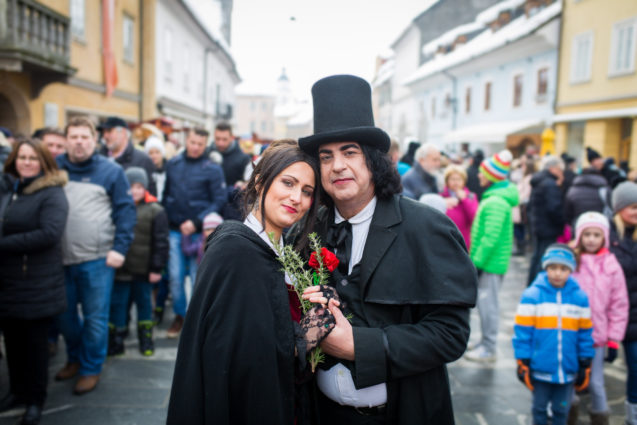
[
  {"xmin": 553, "ymin": 107, "xmax": 637, "ymax": 123},
  {"xmin": 443, "ymin": 119, "xmax": 543, "ymax": 143}
]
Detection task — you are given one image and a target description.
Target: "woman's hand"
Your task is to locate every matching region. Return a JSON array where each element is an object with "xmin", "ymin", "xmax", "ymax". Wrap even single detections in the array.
[
  {"xmin": 300, "ymin": 305, "xmax": 336, "ymax": 351},
  {"xmin": 302, "ymin": 285, "xmax": 341, "ymax": 307}
]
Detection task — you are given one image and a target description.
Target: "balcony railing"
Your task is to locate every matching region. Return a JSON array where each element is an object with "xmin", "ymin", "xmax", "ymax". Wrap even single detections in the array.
[{"xmin": 0, "ymin": 0, "xmax": 73, "ymax": 75}]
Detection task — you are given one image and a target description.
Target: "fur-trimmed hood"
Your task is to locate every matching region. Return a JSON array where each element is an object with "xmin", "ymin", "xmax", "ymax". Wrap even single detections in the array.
[{"xmin": 23, "ymin": 170, "xmax": 68, "ymax": 195}]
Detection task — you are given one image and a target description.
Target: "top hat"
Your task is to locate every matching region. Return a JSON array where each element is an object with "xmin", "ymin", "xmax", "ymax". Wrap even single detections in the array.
[{"xmin": 299, "ymin": 75, "xmax": 390, "ymax": 154}]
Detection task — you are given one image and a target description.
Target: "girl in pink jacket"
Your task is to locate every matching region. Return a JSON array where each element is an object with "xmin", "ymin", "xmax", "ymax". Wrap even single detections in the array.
[{"xmin": 571, "ymin": 211, "xmax": 629, "ymax": 423}]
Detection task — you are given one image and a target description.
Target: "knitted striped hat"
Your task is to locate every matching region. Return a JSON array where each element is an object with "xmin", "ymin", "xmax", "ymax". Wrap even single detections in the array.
[
  {"xmin": 479, "ymin": 149, "xmax": 513, "ymax": 183},
  {"xmin": 541, "ymin": 243, "xmax": 576, "ymax": 272}
]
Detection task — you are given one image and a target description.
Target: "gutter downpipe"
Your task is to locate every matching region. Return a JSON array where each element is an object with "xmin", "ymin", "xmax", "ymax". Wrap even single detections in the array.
[
  {"xmin": 203, "ymin": 47, "xmax": 216, "ymax": 129},
  {"xmin": 138, "ymin": 0, "xmax": 144, "ymax": 121},
  {"xmin": 441, "ymin": 69, "xmax": 457, "ymax": 131}
]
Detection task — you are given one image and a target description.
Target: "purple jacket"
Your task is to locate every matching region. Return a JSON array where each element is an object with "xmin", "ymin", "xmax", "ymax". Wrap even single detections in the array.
[
  {"xmin": 572, "ymin": 249, "xmax": 629, "ymax": 346},
  {"xmin": 441, "ymin": 187, "xmax": 478, "ymax": 251}
]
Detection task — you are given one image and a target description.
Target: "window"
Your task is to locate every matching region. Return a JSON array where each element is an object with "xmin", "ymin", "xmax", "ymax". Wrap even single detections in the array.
[
  {"xmin": 513, "ymin": 74, "xmax": 523, "ymax": 107},
  {"xmin": 465, "ymin": 87, "xmax": 471, "ymax": 114},
  {"xmin": 431, "ymin": 97, "xmax": 436, "ymax": 118},
  {"xmin": 262, "ymin": 102, "xmax": 268, "ymax": 111},
  {"xmin": 609, "ymin": 17, "xmax": 637, "ymax": 76},
  {"xmin": 123, "ymin": 15, "xmax": 134, "ymax": 64},
  {"xmin": 484, "ymin": 82, "xmax": 491, "ymax": 111},
  {"xmin": 537, "ymin": 68, "xmax": 548, "ymax": 96},
  {"xmin": 183, "ymin": 44, "xmax": 190, "ymax": 93},
  {"xmin": 70, "ymin": 0, "xmax": 85, "ymax": 39},
  {"xmin": 250, "ymin": 101, "xmax": 256, "ymax": 111},
  {"xmin": 570, "ymin": 31, "xmax": 593, "ymax": 83},
  {"xmin": 164, "ymin": 29, "xmax": 173, "ymax": 83},
  {"xmin": 261, "ymin": 121, "xmax": 267, "ymax": 132}
]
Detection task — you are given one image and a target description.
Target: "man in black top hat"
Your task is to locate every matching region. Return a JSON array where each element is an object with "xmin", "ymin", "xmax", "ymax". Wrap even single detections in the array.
[{"xmin": 292, "ymin": 75, "xmax": 477, "ymax": 425}]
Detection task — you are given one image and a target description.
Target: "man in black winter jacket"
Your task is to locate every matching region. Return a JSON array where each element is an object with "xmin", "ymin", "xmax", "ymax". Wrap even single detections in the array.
[
  {"xmin": 100, "ymin": 116, "xmax": 157, "ymax": 196},
  {"xmin": 527, "ymin": 155, "xmax": 565, "ymax": 285}
]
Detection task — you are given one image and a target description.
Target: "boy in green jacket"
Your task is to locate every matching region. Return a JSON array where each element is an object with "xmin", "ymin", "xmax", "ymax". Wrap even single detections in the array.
[{"xmin": 465, "ymin": 149, "xmax": 519, "ymax": 362}]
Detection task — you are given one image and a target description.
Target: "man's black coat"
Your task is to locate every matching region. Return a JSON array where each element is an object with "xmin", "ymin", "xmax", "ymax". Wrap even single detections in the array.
[{"xmin": 293, "ymin": 195, "xmax": 477, "ymax": 425}]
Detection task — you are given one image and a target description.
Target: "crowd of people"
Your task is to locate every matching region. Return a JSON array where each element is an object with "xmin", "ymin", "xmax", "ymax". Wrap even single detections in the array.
[{"xmin": 0, "ymin": 73, "xmax": 636, "ymax": 425}]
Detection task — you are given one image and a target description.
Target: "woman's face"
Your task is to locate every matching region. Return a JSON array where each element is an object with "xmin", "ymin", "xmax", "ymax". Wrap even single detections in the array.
[
  {"xmin": 16, "ymin": 144, "xmax": 42, "ymax": 179},
  {"xmin": 446, "ymin": 172, "xmax": 465, "ymax": 192},
  {"xmin": 148, "ymin": 147, "xmax": 164, "ymax": 169},
  {"xmin": 619, "ymin": 204, "xmax": 637, "ymax": 227},
  {"xmin": 260, "ymin": 161, "xmax": 315, "ymax": 238}
]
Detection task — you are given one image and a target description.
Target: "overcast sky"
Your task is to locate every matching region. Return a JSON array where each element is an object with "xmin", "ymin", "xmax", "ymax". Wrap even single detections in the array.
[{"xmin": 230, "ymin": 0, "xmax": 435, "ymax": 99}]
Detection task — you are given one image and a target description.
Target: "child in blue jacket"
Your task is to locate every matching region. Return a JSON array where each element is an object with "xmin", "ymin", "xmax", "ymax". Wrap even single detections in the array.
[{"xmin": 513, "ymin": 243, "xmax": 595, "ymax": 425}]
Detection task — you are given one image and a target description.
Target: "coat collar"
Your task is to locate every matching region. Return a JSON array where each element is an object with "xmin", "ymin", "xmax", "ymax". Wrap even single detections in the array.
[
  {"xmin": 22, "ymin": 170, "xmax": 68, "ymax": 195},
  {"xmin": 358, "ymin": 195, "xmax": 402, "ymax": 292}
]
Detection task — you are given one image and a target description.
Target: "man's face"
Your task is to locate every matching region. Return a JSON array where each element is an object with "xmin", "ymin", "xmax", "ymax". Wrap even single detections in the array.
[
  {"xmin": 185, "ymin": 132, "xmax": 208, "ymax": 159},
  {"xmin": 419, "ymin": 149, "xmax": 441, "ymax": 174},
  {"xmin": 42, "ymin": 134, "xmax": 67, "ymax": 157},
  {"xmin": 549, "ymin": 165, "xmax": 564, "ymax": 180},
  {"xmin": 103, "ymin": 127, "xmax": 128, "ymax": 153},
  {"xmin": 66, "ymin": 126, "xmax": 97, "ymax": 163},
  {"xmin": 318, "ymin": 141, "xmax": 374, "ymax": 210},
  {"xmin": 546, "ymin": 264, "xmax": 571, "ymax": 288},
  {"xmin": 214, "ymin": 129, "xmax": 233, "ymax": 153},
  {"xmin": 591, "ymin": 157, "xmax": 604, "ymax": 170}
]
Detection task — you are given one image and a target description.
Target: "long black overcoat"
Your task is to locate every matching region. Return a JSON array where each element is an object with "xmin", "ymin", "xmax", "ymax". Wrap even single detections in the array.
[{"xmin": 294, "ymin": 195, "xmax": 477, "ymax": 425}]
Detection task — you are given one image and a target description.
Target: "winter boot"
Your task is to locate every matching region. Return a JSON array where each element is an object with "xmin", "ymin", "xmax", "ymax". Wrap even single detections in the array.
[
  {"xmin": 567, "ymin": 401, "xmax": 578, "ymax": 425},
  {"xmin": 626, "ymin": 401, "xmax": 637, "ymax": 425},
  {"xmin": 590, "ymin": 411, "xmax": 609, "ymax": 425},
  {"xmin": 137, "ymin": 321, "xmax": 154, "ymax": 356},
  {"xmin": 107, "ymin": 323, "xmax": 125, "ymax": 356},
  {"xmin": 153, "ymin": 306, "xmax": 164, "ymax": 326}
]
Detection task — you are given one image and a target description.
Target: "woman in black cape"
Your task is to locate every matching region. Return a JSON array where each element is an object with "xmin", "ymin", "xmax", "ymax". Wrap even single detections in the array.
[{"xmin": 167, "ymin": 140, "xmax": 334, "ymax": 425}]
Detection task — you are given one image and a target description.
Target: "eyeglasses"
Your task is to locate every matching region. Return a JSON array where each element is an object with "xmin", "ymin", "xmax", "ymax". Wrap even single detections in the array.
[{"xmin": 17, "ymin": 155, "xmax": 40, "ymax": 163}]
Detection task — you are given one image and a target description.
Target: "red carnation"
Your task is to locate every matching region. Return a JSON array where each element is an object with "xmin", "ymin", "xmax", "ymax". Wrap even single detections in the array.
[{"xmin": 309, "ymin": 247, "xmax": 339, "ymax": 272}]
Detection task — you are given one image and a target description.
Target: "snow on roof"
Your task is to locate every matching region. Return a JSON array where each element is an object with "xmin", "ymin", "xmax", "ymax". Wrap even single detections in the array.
[
  {"xmin": 404, "ymin": 1, "xmax": 561, "ymax": 86},
  {"xmin": 422, "ymin": 21, "xmax": 486, "ymax": 56},
  {"xmin": 181, "ymin": 0, "xmax": 234, "ymax": 63},
  {"xmin": 444, "ymin": 118, "xmax": 543, "ymax": 143},
  {"xmin": 372, "ymin": 59, "xmax": 395, "ymax": 88},
  {"xmin": 389, "ymin": 0, "xmax": 442, "ymax": 49},
  {"xmin": 476, "ymin": 0, "xmax": 526, "ymax": 25}
]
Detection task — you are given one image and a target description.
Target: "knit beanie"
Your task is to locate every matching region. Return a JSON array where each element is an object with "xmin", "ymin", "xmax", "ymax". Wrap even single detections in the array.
[
  {"xmin": 541, "ymin": 243, "xmax": 576, "ymax": 272},
  {"xmin": 203, "ymin": 212, "xmax": 224, "ymax": 230},
  {"xmin": 125, "ymin": 167, "xmax": 148, "ymax": 189},
  {"xmin": 586, "ymin": 147, "xmax": 601, "ymax": 163},
  {"xmin": 479, "ymin": 149, "xmax": 512, "ymax": 183},
  {"xmin": 574, "ymin": 211, "xmax": 609, "ymax": 249},
  {"xmin": 612, "ymin": 181, "xmax": 637, "ymax": 213},
  {"xmin": 418, "ymin": 193, "xmax": 447, "ymax": 214},
  {"xmin": 144, "ymin": 135, "xmax": 166, "ymax": 157}
]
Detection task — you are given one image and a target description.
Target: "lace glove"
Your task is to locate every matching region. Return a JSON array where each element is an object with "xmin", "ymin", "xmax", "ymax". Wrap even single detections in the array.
[
  {"xmin": 605, "ymin": 341, "xmax": 619, "ymax": 363},
  {"xmin": 516, "ymin": 359, "xmax": 534, "ymax": 391},
  {"xmin": 575, "ymin": 358, "xmax": 592, "ymax": 392},
  {"xmin": 293, "ymin": 305, "xmax": 336, "ymax": 371},
  {"xmin": 318, "ymin": 285, "xmax": 342, "ymax": 307}
]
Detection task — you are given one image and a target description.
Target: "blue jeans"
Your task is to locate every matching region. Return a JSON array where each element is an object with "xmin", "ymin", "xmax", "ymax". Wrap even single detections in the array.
[
  {"xmin": 168, "ymin": 230, "xmax": 198, "ymax": 317},
  {"xmin": 624, "ymin": 341, "xmax": 637, "ymax": 403},
  {"xmin": 110, "ymin": 280, "xmax": 153, "ymax": 328},
  {"xmin": 532, "ymin": 380, "xmax": 573, "ymax": 425},
  {"xmin": 58, "ymin": 258, "xmax": 115, "ymax": 376},
  {"xmin": 155, "ymin": 272, "xmax": 169, "ymax": 310}
]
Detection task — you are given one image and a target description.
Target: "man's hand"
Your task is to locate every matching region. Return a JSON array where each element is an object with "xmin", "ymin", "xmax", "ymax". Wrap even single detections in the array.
[
  {"xmin": 180, "ymin": 220, "xmax": 196, "ymax": 236},
  {"xmin": 149, "ymin": 272, "xmax": 162, "ymax": 284},
  {"xmin": 320, "ymin": 299, "xmax": 355, "ymax": 361},
  {"xmin": 106, "ymin": 250, "xmax": 125, "ymax": 269}
]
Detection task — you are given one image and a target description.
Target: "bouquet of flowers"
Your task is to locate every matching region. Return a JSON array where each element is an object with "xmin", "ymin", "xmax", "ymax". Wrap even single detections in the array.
[{"xmin": 271, "ymin": 232, "xmax": 339, "ymax": 372}]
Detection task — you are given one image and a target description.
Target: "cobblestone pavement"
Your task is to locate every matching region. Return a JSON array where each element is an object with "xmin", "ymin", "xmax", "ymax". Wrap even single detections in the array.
[{"xmin": 0, "ymin": 255, "xmax": 630, "ymax": 424}]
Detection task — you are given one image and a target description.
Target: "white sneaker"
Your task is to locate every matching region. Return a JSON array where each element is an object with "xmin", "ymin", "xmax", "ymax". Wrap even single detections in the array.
[{"xmin": 464, "ymin": 345, "xmax": 496, "ymax": 363}]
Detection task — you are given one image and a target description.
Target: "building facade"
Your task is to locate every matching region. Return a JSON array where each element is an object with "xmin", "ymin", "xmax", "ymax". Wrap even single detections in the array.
[
  {"xmin": 553, "ymin": 0, "xmax": 637, "ymax": 169},
  {"xmin": 0, "ymin": 0, "xmax": 239, "ymax": 135}
]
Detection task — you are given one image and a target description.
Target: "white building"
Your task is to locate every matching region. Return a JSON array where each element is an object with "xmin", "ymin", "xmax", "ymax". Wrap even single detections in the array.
[{"xmin": 154, "ymin": 0, "xmax": 240, "ymax": 130}]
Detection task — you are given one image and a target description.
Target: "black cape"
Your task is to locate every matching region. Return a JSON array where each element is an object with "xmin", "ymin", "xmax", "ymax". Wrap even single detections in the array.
[{"xmin": 167, "ymin": 221, "xmax": 296, "ymax": 425}]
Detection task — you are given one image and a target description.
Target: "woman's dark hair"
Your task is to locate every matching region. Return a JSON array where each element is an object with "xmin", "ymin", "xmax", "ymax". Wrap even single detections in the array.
[
  {"xmin": 4, "ymin": 137, "xmax": 59, "ymax": 178},
  {"xmin": 243, "ymin": 139, "xmax": 320, "ymax": 249}
]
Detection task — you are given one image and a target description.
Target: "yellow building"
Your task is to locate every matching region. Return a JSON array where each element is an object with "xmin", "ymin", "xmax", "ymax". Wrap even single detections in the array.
[
  {"xmin": 0, "ymin": 0, "xmax": 143, "ymax": 134},
  {"xmin": 554, "ymin": 0, "xmax": 637, "ymax": 169}
]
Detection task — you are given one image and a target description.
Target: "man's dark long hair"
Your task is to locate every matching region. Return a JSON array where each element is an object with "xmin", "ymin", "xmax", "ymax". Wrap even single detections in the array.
[{"xmin": 320, "ymin": 144, "xmax": 402, "ymax": 207}]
